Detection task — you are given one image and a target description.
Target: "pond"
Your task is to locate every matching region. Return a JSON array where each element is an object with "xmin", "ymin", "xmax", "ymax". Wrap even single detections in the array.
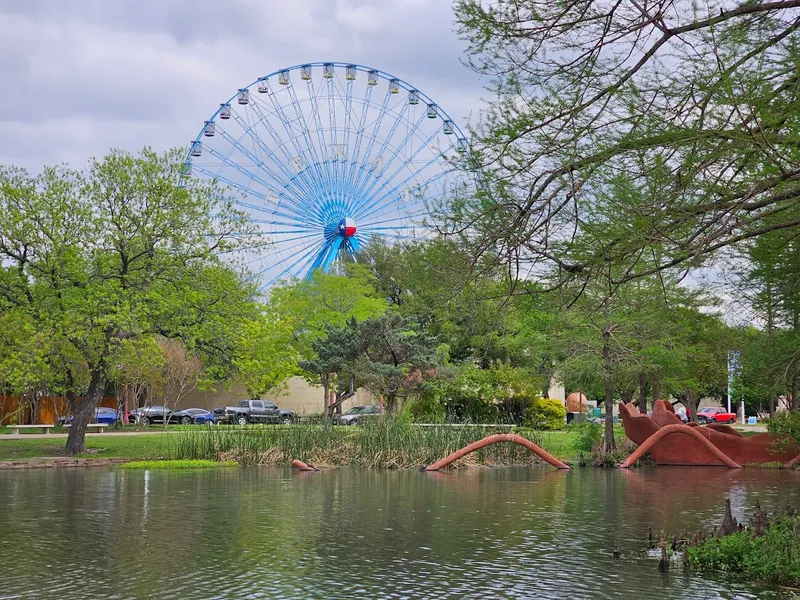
[{"xmin": 1, "ymin": 466, "xmax": 799, "ymax": 599}]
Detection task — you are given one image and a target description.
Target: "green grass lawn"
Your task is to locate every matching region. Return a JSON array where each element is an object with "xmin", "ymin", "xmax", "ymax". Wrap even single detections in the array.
[
  {"xmin": 0, "ymin": 424, "xmax": 607, "ymax": 463},
  {"xmin": 0, "ymin": 433, "xmax": 178, "ymax": 461}
]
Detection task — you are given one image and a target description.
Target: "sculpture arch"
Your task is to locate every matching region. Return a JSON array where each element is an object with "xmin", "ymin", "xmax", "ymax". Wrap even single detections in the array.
[
  {"xmin": 424, "ymin": 433, "xmax": 571, "ymax": 471},
  {"xmin": 620, "ymin": 424, "xmax": 741, "ymax": 468}
]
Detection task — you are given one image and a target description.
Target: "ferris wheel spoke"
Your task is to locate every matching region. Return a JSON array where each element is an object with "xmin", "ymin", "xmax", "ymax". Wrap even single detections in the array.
[
  {"xmin": 232, "ymin": 103, "xmax": 325, "ymax": 210},
  {"xmin": 285, "ymin": 83, "xmax": 334, "ymax": 207},
  {"xmin": 332, "ymin": 76, "xmax": 358, "ymax": 219},
  {"xmin": 357, "ymin": 211, "xmax": 429, "ymax": 230},
  {"xmin": 253, "ymin": 85, "xmax": 330, "ymax": 204},
  {"xmin": 258, "ymin": 237, "xmax": 330, "ymax": 287},
  {"xmin": 342, "ymin": 82, "xmax": 374, "ymax": 200},
  {"xmin": 229, "ymin": 108, "xmax": 323, "ymax": 209},
  {"xmin": 351, "ymin": 132, "xmax": 453, "ymax": 221},
  {"xmin": 200, "ymin": 165, "xmax": 321, "ymax": 229},
  {"xmin": 354, "ymin": 168, "xmax": 451, "ymax": 224},
  {"xmin": 343, "ymin": 91, "xmax": 396, "ymax": 199},
  {"xmin": 345, "ymin": 97, "xmax": 415, "ymax": 206},
  {"xmin": 306, "ymin": 79, "xmax": 339, "ymax": 216},
  {"xmin": 216, "ymin": 124, "xmax": 319, "ymax": 218},
  {"xmin": 205, "ymin": 143, "xmax": 290, "ymax": 204},
  {"xmin": 350, "ymin": 115, "xmax": 442, "ymax": 214}
]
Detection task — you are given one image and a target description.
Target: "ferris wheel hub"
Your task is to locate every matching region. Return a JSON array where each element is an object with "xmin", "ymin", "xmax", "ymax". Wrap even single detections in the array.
[{"xmin": 337, "ymin": 217, "xmax": 357, "ymax": 238}]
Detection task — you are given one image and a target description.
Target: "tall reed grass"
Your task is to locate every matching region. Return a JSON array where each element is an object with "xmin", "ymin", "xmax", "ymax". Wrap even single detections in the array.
[{"xmin": 174, "ymin": 418, "xmax": 557, "ymax": 469}]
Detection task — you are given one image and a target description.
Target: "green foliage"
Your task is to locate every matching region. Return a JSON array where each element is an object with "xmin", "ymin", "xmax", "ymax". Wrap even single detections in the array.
[
  {"xmin": 688, "ymin": 517, "xmax": 800, "ymax": 587},
  {"xmin": 766, "ymin": 410, "xmax": 800, "ymax": 444},
  {"xmin": 173, "ymin": 417, "xmax": 553, "ymax": 468},
  {"xmin": 305, "ymin": 313, "xmax": 439, "ymax": 411},
  {"xmin": 0, "ymin": 148, "xmax": 260, "ymax": 453},
  {"xmin": 524, "ymin": 398, "xmax": 566, "ymax": 430},
  {"xmin": 269, "ymin": 265, "xmax": 388, "ymax": 363},
  {"xmin": 230, "ymin": 313, "xmax": 298, "ymax": 399},
  {"xmin": 571, "ymin": 421, "xmax": 603, "ymax": 454},
  {"xmin": 415, "ymin": 362, "xmax": 542, "ymax": 423}
]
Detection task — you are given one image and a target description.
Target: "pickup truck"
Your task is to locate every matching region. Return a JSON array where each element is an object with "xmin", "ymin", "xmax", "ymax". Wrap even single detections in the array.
[
  {"xmin": 213, "ymin": 400, "xmax": 294, "ymax": 425},
  {"xmin": 696, "ymin": 406, "xmax": 737, "ymax": 424}
]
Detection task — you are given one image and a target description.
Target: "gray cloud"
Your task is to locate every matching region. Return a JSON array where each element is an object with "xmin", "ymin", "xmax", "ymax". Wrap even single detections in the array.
[{"xmin": 0, "ymin": 0, "xmax": 484, "ymax": 170}]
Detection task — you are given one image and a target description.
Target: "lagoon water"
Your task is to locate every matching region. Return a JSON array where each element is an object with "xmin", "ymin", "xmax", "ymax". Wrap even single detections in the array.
[{"xmin": 1, "ymin": 466, "xmax": 799, "ymax": 599}]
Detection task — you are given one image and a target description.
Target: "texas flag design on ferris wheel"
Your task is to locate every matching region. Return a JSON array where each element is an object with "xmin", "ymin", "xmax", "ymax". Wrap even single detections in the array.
[{"xmin": 338, "ymin": 217, "xmax": 357, "ymax": 238}]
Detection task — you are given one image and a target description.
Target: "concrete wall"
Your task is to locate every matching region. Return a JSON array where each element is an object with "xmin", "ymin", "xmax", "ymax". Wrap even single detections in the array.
[
  {"xmin": 183, "ymin": 378, "xmax": 566, "ymax": 415},
  {"xmin": 179, "ymin": 376, "xmax": 373, "ymax": 415}
]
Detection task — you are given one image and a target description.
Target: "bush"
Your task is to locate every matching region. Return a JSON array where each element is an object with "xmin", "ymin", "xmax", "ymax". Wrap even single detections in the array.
[
  {"xmin": 571, "ymin": 420, "xmax": 603, "ymax": 453},
  {"xmin": 688, "ymin": 516, "xmax": 800, "ymax": 587},
  {"xmin": 766, "ymin": 410, "xmax": 800, "ymax": 444},
  {"xmin": 524, "ymin": 397, "xmax": 566, "ymax": 430}
]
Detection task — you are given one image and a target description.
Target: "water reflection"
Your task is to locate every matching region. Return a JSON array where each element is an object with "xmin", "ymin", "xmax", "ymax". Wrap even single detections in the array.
[{"xmin": 0, "ymin": 467, "xmax": 798, "ymax": 599}]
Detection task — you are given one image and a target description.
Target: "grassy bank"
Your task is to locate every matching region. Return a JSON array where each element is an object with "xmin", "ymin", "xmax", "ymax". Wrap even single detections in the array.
[
  {"xmin": 0, "ymin": 421, "xmax": 590, "ymax": 467},
  {"xmin": 0, "ymin": 434, "xmax": 177, "ymax": 461},
  {"xmin": 173, "ymin": 419, "xmax": 580, "ymax": 468}
]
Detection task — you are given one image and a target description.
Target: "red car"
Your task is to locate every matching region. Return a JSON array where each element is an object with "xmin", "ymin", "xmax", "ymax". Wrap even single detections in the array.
[{"xmin": 696, "ymin": 406, "xmax": 737, "ymax": 424}]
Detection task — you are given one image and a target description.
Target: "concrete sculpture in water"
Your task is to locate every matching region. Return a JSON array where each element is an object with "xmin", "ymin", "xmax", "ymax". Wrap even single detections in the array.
[
  {"xmin": 424, "ymin": 433, "xmax": 571, "ymax": 471},
  {"xmin": 620, "ymin": 400, "xmax": 800, "ymax": 468}
]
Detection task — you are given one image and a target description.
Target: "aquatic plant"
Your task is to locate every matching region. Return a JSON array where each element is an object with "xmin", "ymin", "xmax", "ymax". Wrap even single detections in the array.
[{"xmin": 173, "ymin": 417, "xmax": 555, "ymax": 469}]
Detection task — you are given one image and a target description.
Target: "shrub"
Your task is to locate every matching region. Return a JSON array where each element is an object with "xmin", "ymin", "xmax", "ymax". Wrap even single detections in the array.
[
  {"xmin": 524, "ymin": 397, "xmax": 566, "ymax": 430},
  {"xmin": 688, "ymin": 515, "xmax": 800, "ymax": 587},
  {"xmin": 766, "ymin": 409, "xmax": 800, "ymax": 444},
  {"xmin": 571, "ymin": 420, "xmax": 603, "ymax": 453}
]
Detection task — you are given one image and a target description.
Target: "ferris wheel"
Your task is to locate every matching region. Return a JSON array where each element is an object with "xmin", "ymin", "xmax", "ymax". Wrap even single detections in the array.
[{"xmin": 184, "ymin": 62, "xmax": 471, "ymax": 289}]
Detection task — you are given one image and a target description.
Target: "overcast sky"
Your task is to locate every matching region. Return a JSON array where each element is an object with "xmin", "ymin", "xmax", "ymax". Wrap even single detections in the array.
[{"xmin": 0, "ymin": 0, "xmax": 486, "ymax": 171}]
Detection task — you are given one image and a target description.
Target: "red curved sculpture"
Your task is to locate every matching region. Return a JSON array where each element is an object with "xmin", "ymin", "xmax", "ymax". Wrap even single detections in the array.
[
  {"xmin": 424, "ymin": 433, "xmax": 571, "ymax": 471},
  {"xmin": 620, "ymin": 423, "xmax": 741, "ymax": 468},
  {"xmin": 290, "ymin": 459, "xmax": 317, "ymax": 471},
  {"xmin": 786, "ymin": 453, "xmax": 800, "ymax": 468},
  {"xmin": 623, "ymin": 400, "xmax": 799, "ymax": 466}
]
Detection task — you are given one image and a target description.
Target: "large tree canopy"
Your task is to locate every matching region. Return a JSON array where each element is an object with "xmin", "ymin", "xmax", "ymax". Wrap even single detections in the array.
[
  {"xmin": 0, "ymin": 148, "xmax": 258, "ymax": 454},
  {"xmin": 452, "ymin": 0, "xmax": 800, "ymax": 288}
]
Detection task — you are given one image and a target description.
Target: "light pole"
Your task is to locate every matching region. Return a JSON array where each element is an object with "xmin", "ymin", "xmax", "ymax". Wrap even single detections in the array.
[{"xmin": 727, "ymin": 349, "xmax": 740, "ymax": 415}]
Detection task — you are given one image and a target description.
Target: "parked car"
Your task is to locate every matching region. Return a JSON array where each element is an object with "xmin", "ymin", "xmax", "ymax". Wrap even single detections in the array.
[
  {"xmin": 58, "ymin": 407, "xmax": 120, "ymax": 426},
  {"xmin": 170, "ymin": 408, "xmax": 215, "ymax": 425},
  {"xmin": 696, "ymin": 406, "xmax": 737, "ymax": 424},
  {"xmin": 128, "ymin": 406, "xmax": 172, "ymax": 425},
  {"xmin": 335, "ymin": 405, "xmax": 381, "ymax": 425},
  {"xmin": 213, "ymin": 400, "xmax": 294, "ymax": 425}
]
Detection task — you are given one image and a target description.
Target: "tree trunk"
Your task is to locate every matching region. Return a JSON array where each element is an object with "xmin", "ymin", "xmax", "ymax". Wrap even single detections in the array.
[
  {"xmin": 686, "ymin": 388, "xmax": 697, "ymax": 423},
  {"xmin": 651, "ymin": 374, "xmax": 661, "ymax": 406},
  {"xmin": 321, "ymin": 373, "xmax": 329, "ymax": 418},
  {"xmin": 792, "ymin": 375, "xmax": 799, "ymax": 412},
  {"xmin": 602, "ymin": 327, "xmax": 616, "ymax": 452},
  {"xmin": 637, "ymin": 372, "xmax": 648, "ymax": 414},
  {"xmin": 64, "ymin": 372, "xmax": 107, "ymax": 456}
]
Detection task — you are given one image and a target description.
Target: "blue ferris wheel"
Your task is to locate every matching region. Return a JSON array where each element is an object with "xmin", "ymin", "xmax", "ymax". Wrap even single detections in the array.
[{"xmin": 185, "ymin": 62, "xmax": 471, "ymax": 289}]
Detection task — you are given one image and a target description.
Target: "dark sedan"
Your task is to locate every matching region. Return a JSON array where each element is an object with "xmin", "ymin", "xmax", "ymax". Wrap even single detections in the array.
[
  {"xmin": 170, "ymin": 408, "xmax": 215, "ymax": 425},
  {"xmin": 128, "ymin": 406, "xmax": 172, "ymax": 425}
]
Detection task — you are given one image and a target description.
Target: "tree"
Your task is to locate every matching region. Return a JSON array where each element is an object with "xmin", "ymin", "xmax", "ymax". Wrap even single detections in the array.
[
  {"xmin": 0, "ymin": 148, "xmax": 258, "ymax": 454},
  {"xmin": 269, "ymin": 267, "xmax": 387, "ymax": 413},
  {"xmin": 158, "ymin": 338, "xmax": 203, "ymax": 424},
  {"xmin": 452, "ymin": 1, "xmax": 800, "ymax": 291},
  {"xmin": 230, "ymin": 313, "xmax": 298, "ymax": 400},
  {"xmin": 108, "ymin": 336, "xmax": 166, "ymax": 427},
  {"xmin": 307, "ymin": 314, "xmax": 439, "ymax": 413}
]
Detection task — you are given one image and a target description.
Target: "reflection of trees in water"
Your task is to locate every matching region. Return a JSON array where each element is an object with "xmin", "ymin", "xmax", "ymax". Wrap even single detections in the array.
[
  {"xmin": 3, "ymin": 467, "xmax": 800, "ymax": 598},
  {"xmin": 620, "ymin": 468, "xmax": 800, "ymax": 535}
]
